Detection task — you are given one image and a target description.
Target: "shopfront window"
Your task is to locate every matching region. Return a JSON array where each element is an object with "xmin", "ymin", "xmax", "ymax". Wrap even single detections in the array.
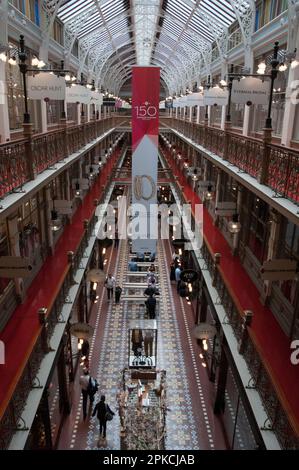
[
  {"xmin": 276, "ymin": 220, "xmax": 299, "ymax": 306},
  {"xmin": 0, "ymin": 221, "xmax": 11, "ymax": 296},
  {"xmin": 18, "ymin": 197, "xmax": 40, "ymax": 261},
  {"xmin": 247, "ymin": 196, "xmax": 269, "ymax": 263}
]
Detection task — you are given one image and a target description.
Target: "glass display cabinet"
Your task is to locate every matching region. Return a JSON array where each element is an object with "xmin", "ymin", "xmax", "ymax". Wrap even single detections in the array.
[{"xmin": 128, "ymin": 319, "xmax": 157, "ymax": 368}]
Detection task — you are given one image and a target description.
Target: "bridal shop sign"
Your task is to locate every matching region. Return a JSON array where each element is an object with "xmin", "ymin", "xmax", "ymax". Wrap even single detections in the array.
[
  {"xmin": 232, "ymin": 77, "xmax": 270, "ymax": 105},
  {"xmin": 27, "ymin": 73, "xmax": 66, "ymax": 100}
]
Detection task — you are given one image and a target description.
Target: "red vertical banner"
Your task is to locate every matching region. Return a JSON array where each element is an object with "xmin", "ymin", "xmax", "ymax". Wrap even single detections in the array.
[{"xmin": 132, "ymin": 67, "xmax": 160, "ymax": 254}]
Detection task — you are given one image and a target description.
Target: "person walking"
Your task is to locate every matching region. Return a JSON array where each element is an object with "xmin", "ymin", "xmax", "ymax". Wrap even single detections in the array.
[
  {"xmin": 175, "ymin": 265, "xmax": 182, "ymax": 293},
  {"xmin": 115, "ymin": 285, "xmax": 122, "ymax": 303},
  {"xmin": 79, "ymin": 369, "xmax": 96, "ymax": 421},
  {"xmin": 92, "ymin": 395, "xmax": 115, "ymax": 440},
  {"xmin": 170, "ymin": 262, "xmax": 176, "ymax": 284},
  {"xmin": 114, "ymin": 228, "xmax": 119, "ymax": 249},
  {"xmin": 146, "ymin": 294, "xmax": 157, "ymax": 319},
  {"xmin": 105, "ymin": 273, "xmax": 115, "ymax": 301}
]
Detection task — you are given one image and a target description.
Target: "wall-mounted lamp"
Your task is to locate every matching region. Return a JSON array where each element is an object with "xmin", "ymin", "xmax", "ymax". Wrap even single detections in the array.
[{"xmin": 228, "ymin": 213, "xmax": 241, "ymax": 234}]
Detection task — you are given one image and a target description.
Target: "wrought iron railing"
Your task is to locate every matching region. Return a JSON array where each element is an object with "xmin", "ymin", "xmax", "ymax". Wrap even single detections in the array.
[
  {"xmin": 161, "ymin": 118, "xmax": 299, "ymax": 205},
  {"xmin": 0, "ymin": 117, "xmax": 130, "ymax": 199}
]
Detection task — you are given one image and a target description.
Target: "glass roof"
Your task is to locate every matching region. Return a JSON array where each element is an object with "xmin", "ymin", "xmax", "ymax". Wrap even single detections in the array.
[{"xmin": 56, "ymin": 0, "xmax": 252, "ymax": 93}]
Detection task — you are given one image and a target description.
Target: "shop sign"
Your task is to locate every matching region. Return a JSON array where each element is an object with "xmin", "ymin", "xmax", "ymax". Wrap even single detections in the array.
[
  {"xmin": 86, "ymin": 268, "xmax": 106, "ymax": 283},
  {"xmin": 159, "ymin": 100, "xmax": 166, "ymax": 109},
  {"xmin": 70, "ymin": 322, "xmax": 94, "ymax": 340},
  {"xmin": 180, "ymin": 269, "xmax": 198, "ymax": 283},
  {"xmin": 28, "ymin": 73, "xmax": 66, "ymax": 100},
  {"xmin": 66, "ymin": 85, "xmax": 91, "ymax": 104},
  {"xmin": 260, "ymin": 259, "xmax": 297, "ymax": 281},
  {"xmin": 0, "ymin": 256, "xmax": 32, "ymax": 278},
  {"xmin": 231, "ymin": 77, "xmax": 270, "ymax": 105},
  {"xmin": 90, "ymin": 91, "xmax": 103, "ymax": 105},
  {"xmin": 204, "ymin": 87, "xmax": 228, "ymax": 106},
  {"xmin": 186, "ymin": 92, "xmax": 204, "ymax": 107},
  {"xmin": 192, "ymin": 323, "xmax": 217, "ymax": 340},
  {"xmin": 215, "ymin": 201, "xmax": 237, "ymax": 217},
  {"xmin": 54, "ymin": 200, "xmax": 73, "ymax": 215}
]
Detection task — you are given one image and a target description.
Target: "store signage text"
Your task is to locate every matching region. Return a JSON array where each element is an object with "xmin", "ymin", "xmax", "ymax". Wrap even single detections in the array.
[
  {"xmin": 28, "ymin": 73, "xmax": 66, "ymax": 100},
  {"xmin": 231, "ymin": 77, "xmax": 270, "ymax": 105}
]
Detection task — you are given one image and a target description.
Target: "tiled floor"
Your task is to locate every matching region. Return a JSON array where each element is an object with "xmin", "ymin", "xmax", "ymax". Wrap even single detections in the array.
[{"xmin": 58, "ymin": 237, "xmax": 227, "ymax": 450}]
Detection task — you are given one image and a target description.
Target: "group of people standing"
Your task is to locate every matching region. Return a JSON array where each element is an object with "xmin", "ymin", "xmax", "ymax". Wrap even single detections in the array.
[{"xmin": 170, "ymin": 254, "xmax": 187, "ymax": 297}]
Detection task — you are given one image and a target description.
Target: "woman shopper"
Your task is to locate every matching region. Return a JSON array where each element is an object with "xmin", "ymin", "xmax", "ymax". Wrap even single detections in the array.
[{"xmin": 92, "ymin": 395, "xmax": 115, "ymax": 440}]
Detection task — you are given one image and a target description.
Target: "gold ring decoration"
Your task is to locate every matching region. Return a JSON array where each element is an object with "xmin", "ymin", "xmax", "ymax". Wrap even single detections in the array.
[{"xmin": 133, "ymin": 175, "xmax": 156, "ymax": 201}]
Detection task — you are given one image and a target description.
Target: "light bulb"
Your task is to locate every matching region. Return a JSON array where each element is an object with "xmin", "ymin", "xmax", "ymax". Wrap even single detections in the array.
[
  {"xmin": 65, "ymin": 74, "xmax": 71, "ymax": 81},
  {"xmin": 37, "ymin": 60, "xmax": 45, "ymax": 68},
  {"xmin": 92, "ymin": 282, "xmax": 97, "ymax": 291},
  {"xmin": 278, "ymin": 63, "xmax": 287, "ymax": 72},
  {"xmin": 203, "ymin": 339, "xmax": 208, "ymax": 351},
  {"xmin": 8, "ymin": 57, "xmax": 16, "ymax": 65},
  {"xmin": 102, "ymin": 248, "xmax": 106, "ymax": 255},
  {"xmin": 0, "ymin": 52, "xmax": 7, "ymax": 62},
  {"xmin": 291, "ymin": 59, "xmax": 299, "ymax": 69},
  {"xmin": 228, "ymin": 214, "xmax": 241, "ymax": 234},
  {"xmin": 220, "ymin": 79, "xmax": 227, "ymax": 86},
  {"xmin": 31, "ymin": 57, "xmax": 39, "ymax": 66}
]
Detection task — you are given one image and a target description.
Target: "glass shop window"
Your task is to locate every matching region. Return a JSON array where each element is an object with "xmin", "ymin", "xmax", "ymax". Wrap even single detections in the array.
[
  {"xmin": 47, "ymin": 100, "xmax": 63, "ymax": 125},
  {"xmin": 0, "ymin": 221, "xmax": 11, "ymax": 295},
  {"xmin": 18, "ymin": 198, "xmax": 40, "ymax": 260},
  {"xmin": 276, "ymin": 220, "xmax": 299, "ymax": 306},
  {"xmin": 248, "ymin": 196, "xmax": 269, "ymax": 263}
]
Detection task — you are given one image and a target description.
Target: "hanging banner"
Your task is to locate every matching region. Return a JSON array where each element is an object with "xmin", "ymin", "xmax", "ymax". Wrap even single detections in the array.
[
  {"xmin": 204, "ymin": 87, "xmax": 228, "ymax": 106},
  {"xmin": 186, "ymin": 92, "xmax": 204, "ymax": 107},
  {"xmin": 232, "ymin": 77, "xmax": 270, "ymax": 105},
  {"xmin": 27, "ymin": 73, "xmax": 66, "ymax": 100},
  {"xmin": 66, "ymin": 85, "xmax": 91, "ymax": 104},
  {"xmin": 132, "ymin": 66, "xmax": 160, "ymax": 254}
]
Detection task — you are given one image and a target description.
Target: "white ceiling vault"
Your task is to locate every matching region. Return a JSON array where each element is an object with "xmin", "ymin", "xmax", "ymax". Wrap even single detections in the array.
[{"xmin": 52, "ymin": 0, "xmax": 254, "ymax": 95}]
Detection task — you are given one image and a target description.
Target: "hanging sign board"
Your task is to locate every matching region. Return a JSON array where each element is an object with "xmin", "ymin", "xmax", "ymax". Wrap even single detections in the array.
[
  {"xmin": 66, "ymin": 85, "xmax": 91, "ymax": 104},
  {"xmin": 53, "ymin": 200, "xmax": 73, "ymax": 215},
  {"xmin": 0, "ymin": 256, "xmax": 32, "ymax": 278},
  {"xmin": 260, "ymin": 259, "xmax": 297, "ymax": 281},
  {"xmin": 192, "ymin": 323, "xmax": 217, "ymax": 340},
  {"xmin": 90, "ymin": 91, "xmax": 103, "ymax": 105},
  {"xmin": 27, "ymin": 73, "xmax": 66, "ymax": 100},
  {"xmin": 186, "ymin": 93, "xmax": 204, "ymax": 107},
  {"xmin": 86, "ymin": 269, "xmax": 106, "ymax": 283},
  {"xmin": 231, "ymin": 77, "xmax": 270, "ymax": 105},
  {"xmin": 204, "ymin": 87, "xmax": 228, "ymax": 106},
  {"xmin": 70, "ymin": 322, "xmax": 94, "ymax": 340},
  {"xmin": 180, "ymin": 269, "xmax": 199, "ymax": 283},
  {"xmin": 215, "ymin": 201, "xmax": 237, "ymax": 217},
  {"xmin": 159, "ymin": 101, "xmax": 166, "ymax": 109}
]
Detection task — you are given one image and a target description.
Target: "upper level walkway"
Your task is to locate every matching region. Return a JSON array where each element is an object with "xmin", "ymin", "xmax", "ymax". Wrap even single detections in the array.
[{"xmin": 0, "ymin": 147, "xmax": 121, "ymax": 449}]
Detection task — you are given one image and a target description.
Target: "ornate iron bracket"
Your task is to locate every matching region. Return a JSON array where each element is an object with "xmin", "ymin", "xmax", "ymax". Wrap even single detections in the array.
[
  {"xmin": 261, "ymin": 417, "xmax": 274, "ymax": 431},
  {"xmin": 15, "ymin": 417, "xmax": 29, "ymax": 432},
  {"xmin": 32, "ymin": 375, "xmax": 43, "ymax": 389},
  {"xmin": 245, "ymin": 376, "xmax": 257, "ymax": 389}
]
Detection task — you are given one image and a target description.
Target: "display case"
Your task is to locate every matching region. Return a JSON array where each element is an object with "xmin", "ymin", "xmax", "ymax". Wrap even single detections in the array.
[
  {"xmin": 117, "ymin": 368, "xmax": 166, "ymax": 450},
  {"xmin": 128, "ymin": 319, "xmax": 157, "ymax": 368}
]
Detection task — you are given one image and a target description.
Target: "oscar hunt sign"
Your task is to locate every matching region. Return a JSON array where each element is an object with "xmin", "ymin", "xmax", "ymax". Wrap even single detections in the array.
[{"xmin": 132, "ymin": 66, "xmax": 160, "ymax": 254}]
